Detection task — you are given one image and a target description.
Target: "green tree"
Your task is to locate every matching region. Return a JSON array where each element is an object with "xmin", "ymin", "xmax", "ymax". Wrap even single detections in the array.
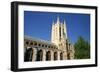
[{"xmin": 74, "ymin": 36, "xmax": 90, "ymax": 59}]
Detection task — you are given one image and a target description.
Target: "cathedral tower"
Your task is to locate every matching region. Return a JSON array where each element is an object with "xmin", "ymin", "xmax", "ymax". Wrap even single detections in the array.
[{"xmin": 51, "ymin": 17, "xmax": 67, "ymax": 51}]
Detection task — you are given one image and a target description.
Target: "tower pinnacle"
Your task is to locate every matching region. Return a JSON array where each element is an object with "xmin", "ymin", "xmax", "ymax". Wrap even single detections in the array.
[
  {"xmin": 57, "ymin": 16, "xmax": 60, "ymax": 24},
  {"xmin": 63, "ymin": 20, "xmax": 67, "ymax": 39},
  {"xmin": 51, "ymin": 16, "xmax": 68, "ymax": 46}
]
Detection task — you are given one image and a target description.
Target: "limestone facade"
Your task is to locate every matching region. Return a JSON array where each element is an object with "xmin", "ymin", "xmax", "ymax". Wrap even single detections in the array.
[{"xmin": 24, "ymin": 17, "xmax": 75, "ymax": 62}]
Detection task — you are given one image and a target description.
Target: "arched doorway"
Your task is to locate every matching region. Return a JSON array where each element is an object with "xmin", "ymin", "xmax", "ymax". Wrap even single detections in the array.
[
  {"xmin": 46, "ymin": 51, "xmax": 51, "ymax": 61},
  {"xmin": 60, "ymin": 52, "xmax": 63, "ymax": 60},
  {"xmin": 24, "ymin": 48, "xmax": 33, "ymax": 62},
  {"xmin": 36, "ymin": 50, "xmax": 43, "ymax": 61},
  {"xmin": 54, "ymin": 52, "xmax": 58, "ymax": 60}
]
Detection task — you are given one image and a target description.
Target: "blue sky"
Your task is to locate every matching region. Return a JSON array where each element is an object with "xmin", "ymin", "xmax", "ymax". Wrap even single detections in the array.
[{"xmin": 24, "ymin": 11, "xmax": 90, "ymax": 44}]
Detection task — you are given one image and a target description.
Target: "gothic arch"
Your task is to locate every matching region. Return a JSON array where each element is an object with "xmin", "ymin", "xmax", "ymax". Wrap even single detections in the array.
[
  {"xmin": 54, "ymin": 52, "xmax": 58, "ymax": 60},
  {"xmin": 67, "ymin": 52, "xmax": 70, "ymax": 60},
  {"xmin": 60, "ymin": 52, "xmax": 63, "ymax": 60},
  {"xmin": 24, "ymin": 47, "xmax": 33, "ymax": 62},
  {"xmin": 36, "ymin": 50, "xmax": 43, "ymax": 61},
  {"xmin": 46, "ymin": 51, "xmax": 51, "ymax": 61}
]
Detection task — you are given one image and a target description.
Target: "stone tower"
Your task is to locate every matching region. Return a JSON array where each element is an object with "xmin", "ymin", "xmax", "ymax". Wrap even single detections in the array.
[
  {"xmin": 24, "ymin": 17, "xmax": 74, "ymax": 62},
  {"xmin": 51, "ymin": 16, "xmax": 69, "ymax": 59},
  {"xmin": 51, "ymin": 17, "xmax": 67, "ymax": 49}
]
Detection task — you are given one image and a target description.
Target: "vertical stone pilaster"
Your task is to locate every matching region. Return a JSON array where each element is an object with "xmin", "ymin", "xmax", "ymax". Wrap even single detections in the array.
[
  {"xmin": 42, "ymin": 49, "xmax": 46, "ymax": 61},
  {"xmin": 57, "ymin": 51, "xmax": 60, "ymax": 60},
  {"xmin": 51, "ymin": 51, "xmax": 54, "ymax": 60},
  {"xmin": 63, "ymin": 51, "xmax": 67, "ymax": 60},
  {"xmin": 32, "ymin": 48, "xmax": 37, "ymax": 61},
  {"xmin": 70, "ymin": 45, "xmax": 75, "ymax": 59}
]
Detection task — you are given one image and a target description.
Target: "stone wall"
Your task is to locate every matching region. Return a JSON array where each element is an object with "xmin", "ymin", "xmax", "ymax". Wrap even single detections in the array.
[{"xmin": 24, "ymin": 36, "xmax": 75, "ymax": 62}]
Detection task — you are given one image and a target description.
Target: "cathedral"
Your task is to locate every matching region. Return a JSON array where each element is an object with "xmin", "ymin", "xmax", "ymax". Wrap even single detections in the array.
[{"xmin": 24, "ymin": 17, "xmax": 75, "ymax": 62}]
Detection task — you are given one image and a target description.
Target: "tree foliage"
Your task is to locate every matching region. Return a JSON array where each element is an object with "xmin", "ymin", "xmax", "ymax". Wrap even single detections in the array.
[{"xmin": 74, "ymin": 36, "xmax": 90, "ymax": 59}]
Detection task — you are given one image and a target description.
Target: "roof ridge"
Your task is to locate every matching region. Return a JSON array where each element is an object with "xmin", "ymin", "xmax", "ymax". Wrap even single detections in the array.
[{"xmin": 24, "ymin": 35, "xmax": 56, "ymax": 46}]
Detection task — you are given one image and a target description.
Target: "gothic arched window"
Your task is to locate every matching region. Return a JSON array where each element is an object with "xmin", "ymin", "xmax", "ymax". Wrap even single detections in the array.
[
  {"xmin": 59, "ymin": 27, "xmax": 61, "ymax": 39},
  {"xmin": 46, "ymin": 51, "xmax": 51, "ymax": 61},
  {"xmin": 24, "ymin": 48, "xmax": 33, "ymax": 62},
  {"xmin": 36, "ymin": 50, "xmax": 43, "ymax": 61},
  {"xmin": 54, "ymin": 52, "xmax": 58, "ymax": 60},
  {"xmin": 67, "ymin": 53, "xmax": 70, "ymax": 60},
  {"xmin": 60, "ymin": 52, "xmax": 63, "ymax": 60}
]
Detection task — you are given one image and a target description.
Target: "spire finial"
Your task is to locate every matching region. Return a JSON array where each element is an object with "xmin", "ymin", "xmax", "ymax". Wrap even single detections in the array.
[
  {"xmin": 64, "ymin": 20, "xmax": 66, "ymax": 25},
  {"xmin": 57, "ymin": 16, "xmax": 60, "ymax": 24},
  {"xmin": 63, "ymin": 20, "xmax": 67, "ymax": 39}
]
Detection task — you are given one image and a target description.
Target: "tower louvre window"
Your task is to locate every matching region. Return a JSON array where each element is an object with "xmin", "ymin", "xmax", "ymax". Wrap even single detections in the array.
[
  {"xmin": 59, "ymin": 26, "xmax": 61, "ymax": 39},
  {"xmin": 63, "ymin": 28, "xmax": 65, "ymax": 36}
]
